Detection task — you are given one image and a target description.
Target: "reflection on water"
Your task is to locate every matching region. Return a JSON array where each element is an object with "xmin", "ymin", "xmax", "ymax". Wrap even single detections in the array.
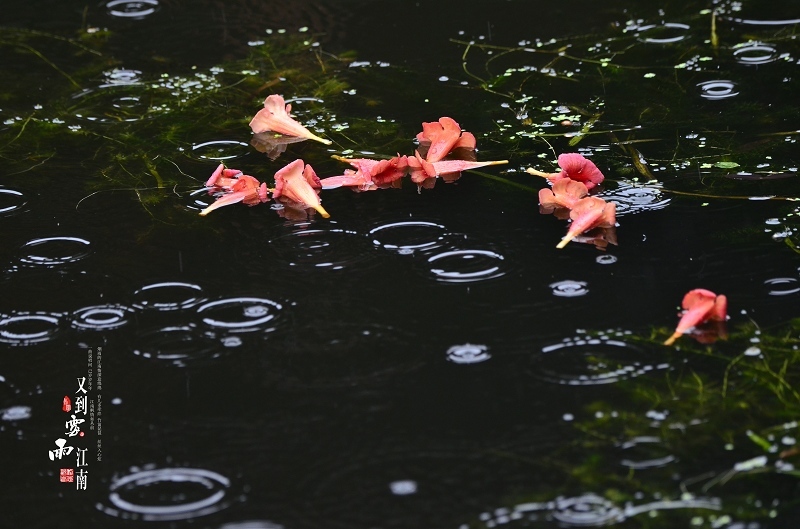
[{"xmin": 3, "ymin": 0, "xmax": 800, "ymax": 526}]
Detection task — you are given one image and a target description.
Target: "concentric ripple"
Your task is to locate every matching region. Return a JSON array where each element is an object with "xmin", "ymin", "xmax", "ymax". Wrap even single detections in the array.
[
  {"xmin": 131, "ymin": 325, "xmax": 221, "ymax": 365},
  {"xmin": 733, "ymin": 42, "xmax": 780, "ymax": 65},
  {"xmin": 190, "ymin": 140, "xmax": 251, "ymax": 161},
  {"xmin": 446, "ymin": 343, "xmax": 491, "ymax": 364},
  {"xmin": 697, "ymin": 80, "xmax": 739, "ymax": 100},
  {"xmin": 0, "ymin": 187, "xmax": 29, "ymax": 216},
  {"xmin": 368, "ymin": 220, "xmax": 448, "ymax": 254},
  {"xmin": 106, "ymin": 0, "xmax": 160, "ymax": 19},
  {"xmin": 549, "ymin": 280, "xmax": 589, "ymax": 297},
  {"xmin": 533, "ymin": 334, "xmax": 668, "ymax": 386},
  {"xmin": 97, "ymin": 467, "xmax": 234, "ymax": 521},
  {"xmin": 17, "ymin": 236, "xmax": 91, "ymax": 267},
  {"xmin": 70, "ymin": 304, "xmax": 135, "ymax": 331},
  {"xmin": 764, "ymin": 277, "xmax": 800, "ymax": 296},
  {"xmin": 269, "ymin": 227, "xmax": 376, "ymax": 271},
  {"xmin": 72, "ymin": 85, "xmax": 152, "ymax": 123},
  {"xmin": 425, "ymin": 249, "xmax": 506, "ymax": 283},
  {"xmin": 637, "ymin": 22, "xmax": 691, "ymax": 44},
  {"xmin": 132, "ymin": 281, "xmax": 207, "ymax": 311},
  {"xmin": 197, "ymin": 297, "xmax": 283, "ymax": 333},
  {"xmin": 0, "ymin": 312, "xmax": 62, "ymax": 346},
  {"xmin": 552, "ymin": 494, "xmax": 625, "ymax": 526},
  {"xmin": 599, "ymin": 182, "xmax": 670, "ymax": 215},
  {"xmin": 619, "ymin": 436, "xmax": 677, "ymax": 470}
]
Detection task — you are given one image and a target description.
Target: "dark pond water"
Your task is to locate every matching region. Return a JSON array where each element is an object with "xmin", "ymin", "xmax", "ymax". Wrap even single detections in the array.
[{"xmin": 3, "ymin": 0, "xmax": 800, "ymax": 528}]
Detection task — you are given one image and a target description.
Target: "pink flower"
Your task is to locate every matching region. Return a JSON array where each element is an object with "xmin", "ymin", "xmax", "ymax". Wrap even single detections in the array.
[
  {"xmin": 556, "ymin": 197, "xmax": 616, "ymax": 248},
  {"xmin": 200, "ymin": 164, "xmax": 269, "ymax": 216},
  {"xmin": 249, "ymin": 95, "xmax": 332, "ymax": 145},
  {"xmin": 664, "ymin": 289, "xmax": 727, "ymax": 346},
  {"xmin": 273, "ymin": 159, "xmax": 330, "ymax": 218},
  {"xmin": 416, "ymin": 117, "xmax": 476, "ymax": 163},
  {"xmin": 539, "ymin": 179, "xmax": 589, "ymax": 212},
  {"xmin": 321, "ymin": 155, "xmax": 409, "ymax": 190},
  {"xmin": 527, "ymin": 153, "xmax": 605, "ymax": 190}
]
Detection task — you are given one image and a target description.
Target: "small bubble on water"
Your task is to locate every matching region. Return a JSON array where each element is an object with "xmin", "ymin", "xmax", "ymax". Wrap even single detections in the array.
[
  {"xmin": 389, "ymin": 480, "xmax": 417, "ymax": 495},
  {"xmin": 744, "ymin": 346, "xmax": 761, "ymax": 356},
  {"xmin": 596, "ymin": 254, "xmax": 617, "ymax": 264}
]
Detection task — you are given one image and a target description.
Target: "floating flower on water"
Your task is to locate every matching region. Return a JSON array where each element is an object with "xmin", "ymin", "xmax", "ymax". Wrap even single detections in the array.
[
  {"xmin": 527, "ymin": 153, "xmax": 605, "ymax": 190},
  {"xmin": 539, "ymin": 179, "xmax": 589, "ymax": 213},
  {"xmin": 321, "ymin": 155, "xmax": 409, "ymax": 191},
  {"xmin": 249, "ymin": 94, "xmax": 332, "ymax": 145},
  {"xmin": 273, "ymin": 159, "xmax": 330, "ymax": 218},
  {"xmin": 664, "ymin": 289, "xmax": 728, "ymax": 346},
  {"xmin": 416, "ymin": 117, "xmax": 476, "ymax": 163},
  {"xmin": 200, "ymin": 164, "xmax": 269, "ymax": 216},
  {"xmin": 557, "ymin": 197, "xmax": 616, "ymax": 249}
]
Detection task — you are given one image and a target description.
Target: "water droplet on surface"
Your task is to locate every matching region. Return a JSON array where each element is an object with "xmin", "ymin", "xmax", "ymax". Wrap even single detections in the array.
[
  {"xmin": 549, "ymin": 280, "xmax": 589, "ymax": 297},
  {"xmin": 197, "ymin": 297, "xmax": 283, "ymax": 332},
  {"xmin": 70, "ymin": 304, "xmax": 135, "ymax": 330},
  {"xmin": 1, "ymin": 406, "xmax": 31, "ymax": 421},
  {"xmin": 132, "ymin": 281, "xmax": 207, "ymax": 311},
  {"xmin": 446, "ymin": 343, "xmax": 491, "ymax": 364},
  {"xmin": 190, "ymin": 140, "xmax": 250, "ymax": 161},
  {"xmin": 106, "ymin": 0, "xmax": 160, "ymax": 19},
  {"xmin": 765, "ymin": 277, "xmax": 800, "ymax": 296},
  {"xmin": 0, "ymin": 312, "xmax": 62, "ymax": 345},
  {"xmin": 552, "ymin": 494, "xmax": 624, "ymax": 526},
  {"xmin": 17, "ymin": 236, "xmax": 91, "ymax": 267},
  {"xmin": 0, "ymin": 187, "xmax": 29, "ymax": 216},
  {"xmin": 534, "ymin": 335, "xmax": 666, "ymax": 386},
  {"xmin": 637, "ymin": 22, "xmax": 691, "ymax": 43},
  {"xmin": 595, "ymin": 255, "xmax": 617, "ymax": 265},
  {"xmin": 619, "ymin": 436, "xmax": 677, "ymax": 469},
  {"xmin": 389, "ymin": 480, "xmax": 418, "ymax": 495},
  {"xmin": 270, "ymin": 228, "xmax": 376, "ymax": 271},
  {"xmin": 744, "ymin": 346, "xmax": 762, "ymax": 356},
  {"xmin": 97, "ymin": 467, "xmax": 234, "ymax": 521},
  {"xmin": 697, "ymin": 80, "xmax": 739, "ymax": 100},
  {"xmin": 426, "ymin": 249, "xmax": 506, "ymax": 283},
  {"xmin": 369, "ymin": 220, "xmax": 447, "ymax": 253},
  {"xmin": 131, "ymin": 325, "xmax": 220, "ymax": 365},
  {"xmin": 733, "ymin": 42, "xmax": 779, "ymax": 65},
  {"xmin": 599, "ymin": 182, "xmax": 670, "ymax": 215}
]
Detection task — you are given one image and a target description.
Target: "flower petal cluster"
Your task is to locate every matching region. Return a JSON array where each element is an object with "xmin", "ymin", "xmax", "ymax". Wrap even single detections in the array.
[
  {"xmin": 200, "ymin": 160, "xmax": 328, "ymax": 218},
  {"xmin": 535, "ymin": 156, "xmax": 618, "ymax": 249},
  {"xmin": 200, "ymin": 164, "xmax": 269, "ymax": 216},
  {"xmin": 527, "ymin": 153, "xmax": 605, "ymax": 190},
  {"xmin": 321, "ymin": 117, "xmax": 506, "ymax": 191}
]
